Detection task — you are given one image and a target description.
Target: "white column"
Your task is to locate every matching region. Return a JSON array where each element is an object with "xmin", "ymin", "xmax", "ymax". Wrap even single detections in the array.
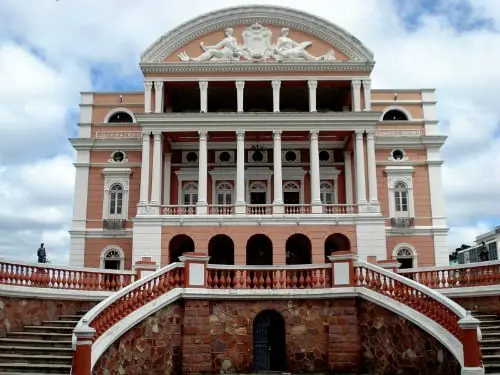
[
  {"xmin": 139, "ymin": 131, "xmax": 151, "ymax": 206},
  {"xmin": 308, "ymin": 80, "xmax": 318, "ymax": 112},
  {"xmin": 144, "ymin": 82, "xmax": 153, "ymax": 113},
  {"xmin": 196, "ymin": 130, "xmax": 208, "ymax": 214},
  {"xmin": 150, "ymin": 131, "xmax": 163, "ymax": 208},
  {"xmin": 366, "ymin": 130, "xmax": 379, "ymax": 208},
  {"xmin": 154, "ymin": 81, "xmax": 164, "ymax": 113},
  {"xmin": 235, "ymin": 130, "xmax": 246, "ymax": 214},
  {"xmin": 236, "ymin": 81, "xmax": 245, "ymax": 113},
  {"xmin": 343, "ymin": 151, "xmax": 353, "ymax": 204},
  {"xmin": 362, "ymin": 79, "xmax": 371, "ymax": 111},
  {"xmin": 351, "ymin": 80, "xmax": 362, "ymax": 112},
  {"xmin": 273, "ymin": 130, "xmax": 284, "ymax": 214},
  {"xmin": 309, "ymin": 130, "xmax": 322, "ymax": 213},
  {"xmin": 354, "ymin": 131, "xmax": 367, "ymax": 207},
  {"xmin": 272, "ymin": 80, "xmax": 281, "ymax": 112},
  {"xmin": 163, "ymin": 153, "xmax": 171, "ymax": 205},
  {"xmin": 199, "ymin": 81, "xmax": 208, "ymax": 113}
]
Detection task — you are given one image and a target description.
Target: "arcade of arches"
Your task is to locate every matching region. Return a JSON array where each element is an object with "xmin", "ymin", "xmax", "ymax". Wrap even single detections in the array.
[{"xmin": 167, "ymin": 232, "xmax": 351, "ymax": 265}]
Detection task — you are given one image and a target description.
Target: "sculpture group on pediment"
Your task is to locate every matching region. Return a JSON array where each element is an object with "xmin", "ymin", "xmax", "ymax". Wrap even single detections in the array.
[{"xmin": 177, "ymin": 23, "xmax": 337, "ymax": 62}]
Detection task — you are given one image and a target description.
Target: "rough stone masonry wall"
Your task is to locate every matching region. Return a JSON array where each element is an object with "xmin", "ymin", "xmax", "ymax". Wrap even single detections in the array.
[
  {"xmin": 93, "ymin": 302, "xmax": 183, "ymax": 375},
  {"xmin": 0, "ymin": 296, "xmax": 97, "ymax": 337},
  {"xmin": 358, "ymin": 300, "xmax": 460, "ymax": 374},
  {"xmin": 452, "ymin": 295, "xmax": 500, "ymax": 315}
]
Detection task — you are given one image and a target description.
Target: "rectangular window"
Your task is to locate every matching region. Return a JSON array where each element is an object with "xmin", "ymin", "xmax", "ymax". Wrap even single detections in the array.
[{"xmin": 110, "ymin": 195, "xmax": 116, "ymax": 214}]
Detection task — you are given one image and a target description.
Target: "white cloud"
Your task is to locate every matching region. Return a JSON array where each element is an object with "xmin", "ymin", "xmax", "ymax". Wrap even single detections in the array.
[{"xmin": 0, "ymin": 0, "xmax": 498, "ymax": 264}]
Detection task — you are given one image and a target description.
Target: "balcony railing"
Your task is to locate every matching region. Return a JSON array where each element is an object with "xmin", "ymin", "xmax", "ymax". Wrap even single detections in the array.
[
  {"xmin": 390, "ymin": 217, "xmax": 415, "ymax": 228},
  {"xmin": 160, "ymin": 204, "xmax": 358, "ymax": 216}
]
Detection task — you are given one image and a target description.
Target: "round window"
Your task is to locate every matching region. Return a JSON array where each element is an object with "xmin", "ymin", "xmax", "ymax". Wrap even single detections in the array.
[
  {"xmin": 392, "ymin": 149, "xmax": 404, "ymax": 160},
  {"xmin": 219, "ymin": 151, "xmax": 231, "ymax": 162},
  {"xmin": 319, "ymin": 150, "xmax": 330, "ymax": 162},
  {"xmin": 252, "ymin": 150, "xmax": 264, "ymax": 162},
  {"xmin": 112, "ymin": 151, "xmax": 125, "ymax": 162},
  {"xmin": 186, "ymin": 152, "xmax": 198, "ymax": 162},
  {"xmin": 285, "ymin": 151, "xmax": 297, "ymax": 162}
]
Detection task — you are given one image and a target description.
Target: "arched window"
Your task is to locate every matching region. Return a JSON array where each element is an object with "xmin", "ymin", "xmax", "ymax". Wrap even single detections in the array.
[
  {"xmin": 320, "ymin": 182, "xmax": 334, "ymax": 204},
  {"xmin": 396, "ymin": 247, "xmax": 415, "ymax": 269},
  {"xmin": 109, "ymin": 184, "xmax": 123, "ymax": 215},
  {"xmin": 183, "ymin": 183, "xmax": 198, "ymax": 205},
  {"xmin": 249, "ymin": 182, "xmax": 267, "ymax": 205},
  {"xmin": 382, "ymin": 109, "xmax": 409, "ymax": 121},
  {"xmin": 283, "ymin": 181, "xmax": 300, "ymax": 205},
  {"xmin": 100, "ymin": 246, "xmax": 125, "ymax": 270},
  {"xmin": 216, "ymin": 182, "xmax": 233, "ymax": 205},
  {"xmin": 394, "ymin": 182, "xmax": 408, "ymax": 213},
  {"xmin": 108, "ymin": 111, "xmax": 134, "ymax": 123},
  {"xmin": 283, "ymin": 182, "xmax": 300, "ymax": 192}
]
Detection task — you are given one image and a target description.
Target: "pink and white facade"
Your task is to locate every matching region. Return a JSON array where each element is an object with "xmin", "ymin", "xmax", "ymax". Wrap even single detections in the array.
[{"xmin": 68, "ymin": 5, "xmax": 449, "ymax": 271}]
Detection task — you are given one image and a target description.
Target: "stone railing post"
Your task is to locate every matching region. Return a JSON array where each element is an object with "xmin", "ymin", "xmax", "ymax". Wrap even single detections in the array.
[
  {"xmin": 134, "ymin": 256, "xmax": 159, "ymax": 280},
  {"xmin": 328, "ymin": 251, "xmax": 358, "ymax": 287},
  {"xmin": 459, "ymin": 312, "xmax": 483, "ymax": 373},
  {"xmin": 377, "ymin": 260, "xmax": 401, "ymax": 273},
  {"xmin": 72, "ymin": 319, "xmax": 95, "ymax": 375},
  {"xmin": 179, "ymin": 252, "xmax": 210, "ymax": 288}
]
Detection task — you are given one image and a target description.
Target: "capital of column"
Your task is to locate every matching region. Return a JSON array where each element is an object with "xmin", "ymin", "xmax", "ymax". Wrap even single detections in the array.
[
  {"xmin": 309, "ymin": 129, "xmax": 319, "ymax": 141},
  {"xmin": 141, "ymin": 131, "xmax": 151, "ymax": 139},
  {"xmin": 154, "ymin": 81, "xmax": 164, "ymax": 90},
  {"xmin": 351, "ymin": 79, "xmax": 362, "ymax": 88},
  {"xmin": 273, "ymin": 129, "xmax": 282, "ymax": 140},
  {"xmin": 152, "ymin": 130, "xmax": 163, "ymax": 140},
  {"xmin": 199, "ymin": 80, "xmax": 208, "ymax": 90},
  {"xmin": 362, "ymin": 79, "xmax": 371, "ymax": 89},
  {"xmin": 355, "ymin": 130, "xmax": 364, "ymax": 140},
  {"xmin": 271, "ymin": 80, "xmax": 281, "ymax": 89},
  {"xmin": 366, "ymin": 129, "xmax": 375, "ymax": 140},
  {"xmin": 144, "ymin": 81, "xmax": 153, "ymax": 90},
  {"xmin": 198, "ymin": 129, "xmax": 208, "ymax": 140},
  {"xmin": 235, "ymin": 80, "xmax": 245, "ymax": 90},
  {"xmin": 236, "ymin": 129, "xmax": 245, "ymax": 140},
  {"xmin": 308, "ymin": 80, "xmax": 318, "ymax": 89}
]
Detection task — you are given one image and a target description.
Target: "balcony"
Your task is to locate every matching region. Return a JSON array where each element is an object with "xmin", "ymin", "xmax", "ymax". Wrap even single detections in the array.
[
  {"xmin": 103, "ymin": 219, "xmax": 127, "ymax": 230},
  {"xmin": 160, "ymin": 204, "xmax": 358, "ymax": 216},
  {"xmin": 390, "ymin": 217, "xmax": 415, "ymax": 228}
]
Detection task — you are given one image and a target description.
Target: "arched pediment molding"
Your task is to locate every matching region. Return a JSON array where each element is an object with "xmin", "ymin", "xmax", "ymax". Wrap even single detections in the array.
[
  {"xmin": 380, "ymin": 106, "xmax": 413, "ymax": 121},
  {"xmin": 141, "ymin": 5, "xmax": 374, "ymax": 64}
]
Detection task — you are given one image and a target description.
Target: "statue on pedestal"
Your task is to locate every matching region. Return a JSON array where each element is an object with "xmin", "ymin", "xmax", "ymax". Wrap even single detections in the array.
[{"xmin": 178, "ymin": 28, "xmax": 242, "ymax": 62}]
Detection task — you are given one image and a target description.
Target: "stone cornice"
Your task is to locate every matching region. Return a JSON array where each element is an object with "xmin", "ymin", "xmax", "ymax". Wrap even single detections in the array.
[
  {"xmin": 69, "ymin": 138, "xmax": 142, "ymax": 151},
  {"xmin": 375, "ymin": 135, "xmax": 447, "ymax": 148},
  {"xmin": 140, "ymin": 5, "xmax": 375, "ymax": 64}
]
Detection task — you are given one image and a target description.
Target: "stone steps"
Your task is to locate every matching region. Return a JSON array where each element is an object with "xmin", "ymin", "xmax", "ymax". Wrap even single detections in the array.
[
  {"xmin": 474, "ymin": 312, "xmax": 500, "ymax": 373},
  {"xmin": 0, "ymin": 310, "xmax": 88, "ymax": 374}
]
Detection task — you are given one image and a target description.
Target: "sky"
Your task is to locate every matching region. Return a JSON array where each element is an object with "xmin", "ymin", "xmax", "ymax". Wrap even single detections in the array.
[{"xmin": 0, "ymin": 0, "xmax": 499, "ymax": 264}]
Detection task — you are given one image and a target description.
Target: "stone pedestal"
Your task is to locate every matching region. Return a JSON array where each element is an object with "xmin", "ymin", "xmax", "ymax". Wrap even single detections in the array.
[
  {"xmin": 133, "ymin": 256, "xmax": 158, "ymax": 279},
  {"xmin": 328, "ymin": 251, "xmax": 358, "ymax": 287}
]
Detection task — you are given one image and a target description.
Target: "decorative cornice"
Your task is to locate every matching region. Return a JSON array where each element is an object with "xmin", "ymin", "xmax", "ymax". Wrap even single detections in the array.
[{"xmin": 140, "ymin": 5, "xmax": 374, "ymax": 64}]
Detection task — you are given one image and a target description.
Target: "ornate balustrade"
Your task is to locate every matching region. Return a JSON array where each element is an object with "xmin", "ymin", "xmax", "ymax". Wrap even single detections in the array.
[
  {"xmin": 206, "ymin": 264, "xmax": 331, "ymax": 289},
  {"xmin": 0, "ymin": 259, "xmax": 136, "ymax": 291},
  {"xmin": 398, "ymin": 260, "xmax": 500, "ymax": 289}
]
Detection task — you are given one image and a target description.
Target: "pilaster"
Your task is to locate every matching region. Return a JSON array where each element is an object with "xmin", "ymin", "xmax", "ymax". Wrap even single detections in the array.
[
  {"xmin": 351, "ymin": 80, "xmax": 362, "ymax": 112},
  {"xmin": 271, "ymin": 80, "xmax": 281, "ymax": 112},
  {"xmin": 154, "ymin": 81, "xmax": 164, "ymax": 113},
  {"xmin": 138, "ymin": 131, "xmax": 151, "ymax": 206},
  {"xmin": 308, "ymin": 80, "xmax": 318, "ymax": 112},
  {"xmin": 362, "ymin": 79, "xmax": 371, "ymax": 111},
  {"xmin": 199, "ymin": 80, "xmax": 208, "ymax": 113},
  {"xmin": 144, "ymin": 81, "xmax": 153, "ymax": 113},
  {"xmin": 236, "ymin": 80, "xmax": 245, "ymax": 113}
]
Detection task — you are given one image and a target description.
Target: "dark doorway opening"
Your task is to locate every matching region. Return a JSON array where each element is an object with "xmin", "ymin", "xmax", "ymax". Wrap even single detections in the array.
[
  {"xmin": 398, "ymin": 257, "xmax": 413, "ymax": 269},
  {"xmin": 208, "ymin": 234, "xmax": 235, "ymax": 288},
  {"xmin": 246, "ymin": 234, "xmax": 273, "ymax": 265},
  {"xmin": 285, "ymin": 234, "xmax": 312, "ymax": 265},
  {"xmin": 104, "ymin": 260, "xmax": 120, "ymax": 270},
  {"xmin": 283, "ymin": 191, "xmax": 299, "ymax": 204},
  {"xmin": 169, "ymin": 234, "xmax": 195, "ymax": 263},
  {"xmin": 253, "ymin": 310, "xmax": 286, "ymax": 371},
  {"xmin": 324, "ymin": 233, "xmax": 351, "ymax": 262},
  {"xmin": 250, "ymin": 192, "xmax": 266, "ymax": 204}
]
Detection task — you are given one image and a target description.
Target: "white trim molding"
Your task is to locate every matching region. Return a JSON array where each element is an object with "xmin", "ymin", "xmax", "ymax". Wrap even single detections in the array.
[
  {"xmin": 102, "ymin": 168, "xmax": 132, "ymax": 220},
  {"xmin": 384, "ymin": 166, "xmax": 415, "ymax": 219}
]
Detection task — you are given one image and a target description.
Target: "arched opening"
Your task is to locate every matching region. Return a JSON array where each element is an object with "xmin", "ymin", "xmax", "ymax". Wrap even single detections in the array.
[
  {"xmin": 246, "ymin": 234, "xmax": 273, "ymax": 265},
  {"xmin": 169, "ymin": 234, "xmax": 195, "ymax": 263},
  {"xmin": 396, "ymin": 247, "xmax": 415, "ymax": 269},
  {"xmin": 283, "ymin": 181, "xmax": 300, "ymax": 205},
  {"xmin": 253, "ymin": 310, "xmax": 286, "ymax": 371},
  {"xmin": 102, "ymin": 248, "xmax": 123, "ymax": 270},
  {"xmin": 109, "ymin": 184, "xmax": 124, "ymax": 215},
  {"xmin": 208, "ymin": 234, "xmax": 234, "ymax": 265},
  {"xmin": 249, "ymin": 181, "xmax": 267, "ymax": 205},
  {"xmin": 382, "ymin": 109, "xmax": 408, "ymax": 121},
  {"xmin": 324, "ymin": 233, "xmax": 351, "ymax": 261},
  {"xmin": 320, "ymin": 181, "xmax": 335, "ymax": 204},
  {"xmin": 108, "ymin": 111, "xmax": 134, "ymax": 123},
  {"xmin": 285, "ymin": 234, "xmax": 312, "ymax": 265}
]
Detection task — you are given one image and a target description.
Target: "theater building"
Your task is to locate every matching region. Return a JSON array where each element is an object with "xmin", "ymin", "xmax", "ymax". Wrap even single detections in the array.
[{"xmin": 68, "ymin": 5, "xmax": 449, "ymax": 271}]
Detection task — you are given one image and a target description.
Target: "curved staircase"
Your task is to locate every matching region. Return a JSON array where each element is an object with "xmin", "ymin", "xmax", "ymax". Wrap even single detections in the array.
[{"xmin": 0, "ymin": 310, "xmax": 88, "ymax": 374}]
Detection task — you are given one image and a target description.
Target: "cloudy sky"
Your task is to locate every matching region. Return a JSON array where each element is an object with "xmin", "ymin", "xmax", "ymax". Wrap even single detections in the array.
[{"xmin": 0, "ymin": 0, "xmax": 498, "ymax": 264}]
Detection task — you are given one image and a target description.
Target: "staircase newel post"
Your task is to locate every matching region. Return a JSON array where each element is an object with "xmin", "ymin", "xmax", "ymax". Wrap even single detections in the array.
[
  {"xmin": 179, "ymin": 252, "xmax": 210, "ymax": 288},
  {"xmin": 377, "ymin": 259, "xmax": 401, "ymax": 273},
  {"xmin": 134, "ymin": 256, "xmax": 159, "ymax": 280},
  {"xmin": 458, "ymin": 311, "xmax": 484, "ymax": 374},
  {"xmin": 73, "ymin": 319, "xmax": 96, "ymax": 375},
  {"xmin": 328, "ymin": 251, "xmax": 358, "ymax": 287}
]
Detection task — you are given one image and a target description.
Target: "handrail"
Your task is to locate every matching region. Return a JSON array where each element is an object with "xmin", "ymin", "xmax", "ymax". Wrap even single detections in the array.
[
  {"xmin": 355, "ymin": 261, "xmax": 467, "ymax": 339},
  {"xmin": 398, "ymin": 260, "xmax": 500, "ymax": 289},
  {"xmin": 75, "ymin": 262, "xmax": 184, "ymax": 339},
  {"xmin": 0, "ymin": 259, "xmax": 136, "ymax": 291}
]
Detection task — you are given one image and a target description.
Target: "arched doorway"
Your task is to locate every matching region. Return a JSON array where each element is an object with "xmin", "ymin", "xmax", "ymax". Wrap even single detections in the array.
[
  {"xmin": 169, "ymin": 234, "xmax": 195, "ymax": 263},
  {"xmin": 253, "ymin": 310, "xmax": 286, "ymax": 371},
  {"xmin": 246, "ymin": 234, "xmax": 273, "ymax": 265},
  {"xmin": 395, "ymin": 247, "xmax": 416, "ymax": 269},
  {"xmin": 285, "ymin": 234, "xmax": 312, "ymax": 265},
  {"xmin": 208, "ymin": 234, "xmax": 234, "ymax": 264},
  {"xmin": 324, "ymin": 233, "xmax": 351, "ymax": 261}
]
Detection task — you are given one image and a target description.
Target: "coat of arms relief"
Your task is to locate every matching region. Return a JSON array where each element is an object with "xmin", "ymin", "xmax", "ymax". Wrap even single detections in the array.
[{"xmin": 177, "ymin": 23, "xmax": 337, "ymax": 62}]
